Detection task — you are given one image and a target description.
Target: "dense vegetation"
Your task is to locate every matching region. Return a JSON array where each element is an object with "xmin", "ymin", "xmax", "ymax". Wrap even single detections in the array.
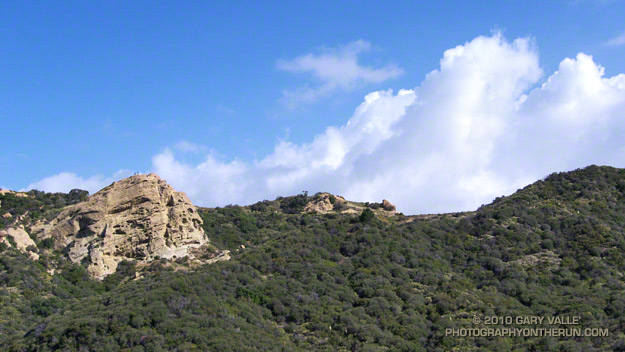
[
  {"xmin": 1, "ymin": 165, "xmax": 625, "ymax": 350},
  {"xmin": 0, "ymin": 189, "xmax": 88, "ymax": 229}
]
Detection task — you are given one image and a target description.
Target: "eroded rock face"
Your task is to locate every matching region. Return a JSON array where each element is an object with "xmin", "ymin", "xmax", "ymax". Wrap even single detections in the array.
[
  {"xmin": 304, "ymin": 193, "xmax": 346, "ymax": 214},
  {"xmin": 382, "ymin": 199, "xmax": 396, "ymax": 212},
  {"xmin": 303, "ymin": 193, "xmax": 398, "ymax": 216},
  {"xmin": 38, "ymin": 173, "xmax": 207, "ymax": 279},
  {"xmin": 0, "ymin": 226, "xmax": 39, "ymax": 260}
]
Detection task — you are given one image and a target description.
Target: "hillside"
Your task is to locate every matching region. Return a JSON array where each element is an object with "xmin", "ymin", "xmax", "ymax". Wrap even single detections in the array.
[{"xmin": 1, "ymin": 165, "xmax": 624, "ymax": 351}]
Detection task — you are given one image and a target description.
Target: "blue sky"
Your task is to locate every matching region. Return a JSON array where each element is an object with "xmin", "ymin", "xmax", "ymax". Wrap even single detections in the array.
[{"xmin": 2, "ymin": 1, "xmax": 625, "ymax": 213}]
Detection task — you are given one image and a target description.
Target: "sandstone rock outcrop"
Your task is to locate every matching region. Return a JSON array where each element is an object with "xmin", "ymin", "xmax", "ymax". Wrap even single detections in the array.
[
  {"xmin": 382, "ymin": 199, "xmax": 396, "ymax": 212},
  {"xmin": 0, "ymin": 189, "xmax": 29, "ymax": 197},
  {"xmin": 304, "ymin": 193, "xmax": 346, "ymax": 214},
  {"xmin": 0, "ymin": 189, "xmax": 28, "ymax": 210},
  {"xmin": 0, "ymin": 226, "xmax": 39, "ymax": 260},
  {"xmin": 37, "ymin": 173, "xmax": 207, "ymax": 279},
  {"xmin": 303, "ymin": 193, "xmax": 399, "ymax": 216}
]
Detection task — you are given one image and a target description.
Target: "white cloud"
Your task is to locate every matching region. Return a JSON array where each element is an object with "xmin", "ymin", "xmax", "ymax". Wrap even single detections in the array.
[
  {"xmin": 153, "ymin": 32, "xmax": 625, "ymax": 214},
  {"xmin": 152, "ymin": 149, "xmax": 249, "ymax": 206},
  {"xmin": 25, "ymin": 33, "xmax": 625, "ymax": 214},
  {"xmin": 605, "ymin": 32, "xmax": 625, "ymax": 46},
  {"xmin": 174, "ymin": 140, "xmax": 208, "ymax": 154},
  {"xmin": 278, "ymin": 40, "xmax": 403, "ymax": 107},
  {"xmin": 22, "ymin": 170, "xmax": 133, "ymax": 195}
]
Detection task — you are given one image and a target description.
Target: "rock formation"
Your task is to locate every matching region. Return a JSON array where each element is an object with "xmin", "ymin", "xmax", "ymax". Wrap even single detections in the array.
[
  {"xmin": 35, "ymin": 173, "xmax": 208, "ymax": 279},
  {"xmin": 303, "ymin": 193, "xmax": 399, "ymax": 216},
  {"xmin": 304, "ymin": 193, "xmax": 346, "ymax": 214},
  {"xmin": 0, "ymin": 226, "xmax": 39, "ymax": 260},
  {"xmin": 382, "ymin": 199, "xmax": 396, "ymax": 212},
  {"xmin": 0, "ymin": 189, "xmax": 29, "ymax": 197}
]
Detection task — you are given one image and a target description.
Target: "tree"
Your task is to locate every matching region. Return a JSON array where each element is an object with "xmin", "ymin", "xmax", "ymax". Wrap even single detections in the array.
[{"xmin": 359, "ymin": 208, "xmax": 375, "ymax": 223}]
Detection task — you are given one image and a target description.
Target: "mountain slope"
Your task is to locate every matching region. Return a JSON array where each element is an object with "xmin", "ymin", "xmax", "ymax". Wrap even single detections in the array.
[{"xmin": 1, "ymin": 165, "xmax": 625, "ymax": 351}]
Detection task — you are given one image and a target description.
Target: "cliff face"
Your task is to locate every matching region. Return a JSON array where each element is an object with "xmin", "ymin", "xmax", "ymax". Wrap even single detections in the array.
[{"xmin": 35, "ymin": 173, "xmax": 207, "ymax": 279}]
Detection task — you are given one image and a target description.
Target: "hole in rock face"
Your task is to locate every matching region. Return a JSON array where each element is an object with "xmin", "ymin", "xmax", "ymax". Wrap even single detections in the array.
[
  {"xmin": 167, "ymin": 196, "xmax": 175, "ymax": 206},
  {"xmin": 76, "ymin": 227, "xmax": 96, "ymax": 239}
]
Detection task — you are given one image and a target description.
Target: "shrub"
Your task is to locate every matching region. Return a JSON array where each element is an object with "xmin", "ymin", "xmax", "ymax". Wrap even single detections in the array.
[{"xmin": 359, "ymin": 208, "xmax": 375, "ymax": 223}]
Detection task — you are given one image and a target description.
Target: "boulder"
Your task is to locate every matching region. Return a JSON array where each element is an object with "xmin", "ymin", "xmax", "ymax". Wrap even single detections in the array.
[{"xmin": 382, "ymin": 199, "xmax": 396, "ymax": 212}]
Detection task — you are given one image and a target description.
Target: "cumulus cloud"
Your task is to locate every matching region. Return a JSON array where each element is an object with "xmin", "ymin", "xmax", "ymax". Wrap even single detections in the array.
[
  {"xmin": 25, "ymin": 33, "xmax": 625, "ymax": 214},
  {"xmin": 22, "ymin": 170, "xmax": 133, "ymax": 195},
  {"xmin": 278, "ymin": 40, "xmax": 403, "ymax": 107},
  {"xmin": 153, "ymin": 32, "xmax": 625, "ymax": 214},
  {"xmin": 152, "ymin": 149, "xmax": 249, "ymax": 206},
  {"xmin": 605, "ymin": 32, "xmax": 625, "ymax": 46}
]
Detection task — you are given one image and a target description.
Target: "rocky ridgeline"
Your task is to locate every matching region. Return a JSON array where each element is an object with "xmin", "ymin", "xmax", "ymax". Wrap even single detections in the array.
[
  {"xmin": 303, "ymin": 192, "xmax": 397, "ymax": 215},
  {"xmin": 2, "ymin": 177, "xmax": 399, "ymax": 279},
  {"xmin": 303, "ymin": 193, "xmax": 348, "ymax": 214},
  {"xmin": 29, "ymin": 173, "xmax": 209, "ymax": 279}
]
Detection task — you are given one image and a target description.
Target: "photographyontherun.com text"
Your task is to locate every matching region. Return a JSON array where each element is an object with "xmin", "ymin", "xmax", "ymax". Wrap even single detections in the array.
[{"xmin": 445, "ymin": 315, "xmax": 608, "ymax": 338}]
